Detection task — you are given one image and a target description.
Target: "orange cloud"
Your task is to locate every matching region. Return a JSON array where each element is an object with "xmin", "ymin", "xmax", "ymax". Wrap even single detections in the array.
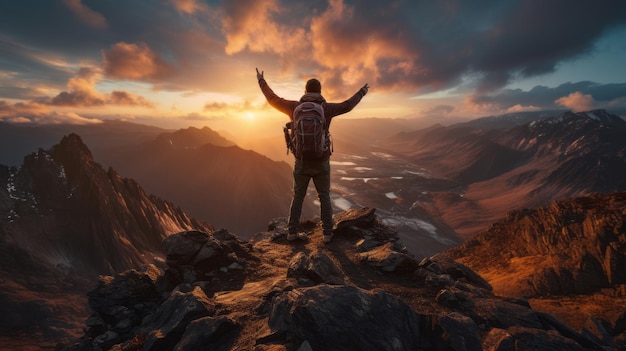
[
  {"xmin": 109, "ymin": 91, "xmax": 155, "ymax": 107},
  {"xmin": 169, "ymin": 0, "xmax": 208, "ymax": 14},
  {"xmin": 62, "ymin": 0, "xmax": 107, "ymax": 29},
  {"xmin": 505, "ymin": 104, "xmax": 540, "ymax": 113},
  {"xmin": 554, "ymin": 91, "xmax": 594, "ymax": 112},
  {"xmin": 310, "ymin": 0, "xmax": 418, "ymax": 93},
  {"xmin": 0, "ymin": 100, "xmax": 102, "ymax": 125},
  {"xmin": 220, "ymin": 0, "xmax": 307, "ymax": 56},
  {"xmin": 102, "ymin": 42, "xmax": 176, "ymax": 81},
  {"xmin": 49, "ymin": 67, "xmax": 155, "ymax": 108},
  {"xmin": 203, "ymin": 99, "xmax": 256, "ymax": 113}
]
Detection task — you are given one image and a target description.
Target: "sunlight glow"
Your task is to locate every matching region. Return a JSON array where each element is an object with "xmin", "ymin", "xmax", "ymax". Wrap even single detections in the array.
[{"xmin": 244, "ymin": 111, "xmax": 255, "ymax": 120}]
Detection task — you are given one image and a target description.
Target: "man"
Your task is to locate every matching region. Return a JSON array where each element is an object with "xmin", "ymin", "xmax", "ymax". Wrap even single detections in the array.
[{"xmin": 256, "ymin": 68, "xmax": 368, "ymax": 243}]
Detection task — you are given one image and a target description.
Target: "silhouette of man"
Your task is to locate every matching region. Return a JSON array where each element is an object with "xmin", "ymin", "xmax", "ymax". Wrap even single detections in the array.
[{"xmin": 256, "ymin": 68, "xmax": 368, "ymax": 243}]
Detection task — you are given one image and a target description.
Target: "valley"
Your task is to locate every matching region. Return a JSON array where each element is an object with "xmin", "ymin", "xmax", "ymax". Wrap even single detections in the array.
[{"xmin": 327, "ymin": 150, "xmax": 463, "ymax": 258}]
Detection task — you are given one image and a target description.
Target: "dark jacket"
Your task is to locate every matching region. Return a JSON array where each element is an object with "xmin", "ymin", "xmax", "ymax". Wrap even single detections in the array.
[{"xmin": 258, "ymin": 78, "xmax": 365, "ymax": 129}]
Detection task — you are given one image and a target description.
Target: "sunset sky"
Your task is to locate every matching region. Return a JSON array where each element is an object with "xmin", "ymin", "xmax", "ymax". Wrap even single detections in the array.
[{"xmin": 1, "ymin": 0, "xmax": 625, "ymax": 132}]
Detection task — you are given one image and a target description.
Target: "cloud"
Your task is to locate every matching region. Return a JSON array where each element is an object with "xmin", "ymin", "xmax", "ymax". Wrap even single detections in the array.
[
  {"xmin": 0, "ymin": 100, "xmax": 102, "ymax": 125},
  {"xmin": 1, "ymin": 0, "xmax": 626, "ymax": 120},
  {"xmin": 468, "ymin": 81, "xmax": 626, "ymax": 113},
  {"xmin": 555, "ymin": 92, "xmax": 595, "ymax": 112},
  {"xmin": 169, "ymin": 0, "xmax": 208, "ymax": 15},
  {"xmin": 219, "ymin": 0, "xmax": 307, "ymax": 56},
  {"xmin": 181, "ymin": 112, "xmax": 223, "ymax": 121},
  {"xmin": 421, "ymin": 105, "xmax": 455, "ymax": 116},
  {"xmin": 43, "ymin": 67, "xmax": 155, "ymax": 108},
  {"xmin": 505, "ymin": 104, "xmax": 541, "ymax": 113},
  {"xmin": 102, "ymin": 42, "xmax": 176, "ymax": 81},
  {"xmin": 62, "ymin": 0, "xmax": 108, "ymax": 29},
  {"xmin": 214, "ymin": 0, "xmax": 626, "ymax": 97},
  {"xmin": 203, "ymin": 99, "xmax": 256, "ymax": 113}
]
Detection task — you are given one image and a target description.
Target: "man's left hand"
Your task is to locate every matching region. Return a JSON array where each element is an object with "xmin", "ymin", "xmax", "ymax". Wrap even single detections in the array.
[{"xmin": 256, "ymin": 68, "xmax": 264, "ymax": 81}]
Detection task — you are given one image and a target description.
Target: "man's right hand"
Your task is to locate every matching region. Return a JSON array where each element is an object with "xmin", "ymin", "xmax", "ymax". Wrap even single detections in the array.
[{"xmin": 256, "ymin": 68, "xmax": 264, "ymax": 81}]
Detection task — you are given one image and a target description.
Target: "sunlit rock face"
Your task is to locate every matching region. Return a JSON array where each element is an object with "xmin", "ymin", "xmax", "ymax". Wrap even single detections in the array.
[{"xmin": 448, "ymin": 191, "xmax": 626, "ymax": 298}]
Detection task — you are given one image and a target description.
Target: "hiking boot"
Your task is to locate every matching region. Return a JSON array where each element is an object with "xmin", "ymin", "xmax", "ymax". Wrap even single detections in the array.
[
  {"xmin": 287, "ymin": 232, "xmax": 308, "ymax": 242},
  {"xmin": 323, "ymin": 232, "xmax": 333, "ymax": 244}
]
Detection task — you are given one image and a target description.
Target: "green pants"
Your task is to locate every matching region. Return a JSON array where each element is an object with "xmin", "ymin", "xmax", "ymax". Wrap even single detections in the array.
[{"xmin": 288, "ymin": 158, "xmax": 334, "ymax": 234}]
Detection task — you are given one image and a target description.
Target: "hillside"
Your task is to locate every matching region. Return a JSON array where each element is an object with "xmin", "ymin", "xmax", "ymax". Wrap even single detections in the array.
[
  {"xmin": 447, "ymin": 191, "xmax": 626, "ymax": 335},
  {"xmin": 95, "ymin": 126, "xmax": 303, "ymax": 237},
  {"xmin": 447, "ymin": 191, "xmax": 626, "ymax": 297}
]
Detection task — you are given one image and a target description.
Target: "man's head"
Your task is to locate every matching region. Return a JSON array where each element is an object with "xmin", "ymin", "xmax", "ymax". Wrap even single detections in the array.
[{"xmin": 305, "ymin": 78, "xmax": 321, "ymax": 93}]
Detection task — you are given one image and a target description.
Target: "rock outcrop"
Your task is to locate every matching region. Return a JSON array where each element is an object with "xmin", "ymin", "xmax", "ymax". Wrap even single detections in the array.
[
  {"xmin": 63, "ymin": 208, "xmax": 624, "ymax": 351},
  {"xmin": 447, "ymin": 191, "xmax": 626, "ymax": 298}
]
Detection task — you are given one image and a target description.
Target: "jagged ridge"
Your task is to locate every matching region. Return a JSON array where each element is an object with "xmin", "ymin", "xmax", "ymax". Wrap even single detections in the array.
[{"xmin": 448, "ymin": 191, "xmax": 626, "ymax": 299}]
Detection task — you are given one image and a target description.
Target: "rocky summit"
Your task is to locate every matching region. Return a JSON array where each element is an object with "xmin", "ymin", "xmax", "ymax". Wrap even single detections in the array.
[{"xmin": 62, "ymin": 208, "xmax": 622, "ymax": 351}]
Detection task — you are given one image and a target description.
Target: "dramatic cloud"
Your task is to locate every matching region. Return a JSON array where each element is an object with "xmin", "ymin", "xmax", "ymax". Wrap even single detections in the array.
[
  {"xmin": 214, "ymin": 0, "xmax": 626, "ymax": 98},
  {"xmin": 62, "ymin": 0, "xmax": 108, "ymax": 29},
  {"xmin": 555, "ymin": 92, "xmax": 595, "ymax": 112},
  {"xmin": 1, "ymin": 0, "xmax": 625, "ymax": 123},
  {"xmin": 219, "ymin": 0, "xmax": 307, "ymax": 56},
  {"xmin": 102, "ymin": 42, "xmax": 176, "ymax": 81}
]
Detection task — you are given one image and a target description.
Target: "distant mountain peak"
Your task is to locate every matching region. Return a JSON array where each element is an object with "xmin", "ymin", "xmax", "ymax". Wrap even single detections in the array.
[
  {"xmin": 51, "ymin": 132, "xmax": 94, "ymax": 163},
  {"xmin": 154, "ymin": 126, "xmax": 235, "ymax": 149},
  {"xmin": 533, "ymin": 109, "xmax": 626, "ymax": 129}
]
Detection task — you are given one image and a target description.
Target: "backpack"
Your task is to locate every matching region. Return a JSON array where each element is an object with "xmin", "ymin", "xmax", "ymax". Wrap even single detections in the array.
[{"xmin": 284, "ymin": 101, "xmax": 332, "ymax": 159}]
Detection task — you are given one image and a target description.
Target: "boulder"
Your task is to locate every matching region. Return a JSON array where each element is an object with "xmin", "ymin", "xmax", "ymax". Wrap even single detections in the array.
[
  {"xmin": 435, "ymin": 312, "xmax": 481, "ymax": 351},
  {"xmin": 173, "ymin": 316, "xmax": 239, "ymax": 351},
  {"xmin": 269, "ymin": 284, "xmax": 422, "ymax": 350},
  {"xmin": 332, "ymin": 207, "xmax": 377, "ymax": 233},
  {"xmin": 357, "ymin": 242, "xmax": 417, "ymax": 272},
  {"xmin": 142, "ymin": 286, "xmax": 216, "ymax": 351},
  {"xmin": 287, "ymin": 252, "xmax": 345, "ymax": 285},
  {"xmin": 163, "ymin": 230, "xmax": 244, "ymax": 285},
  {"xmin": 420, "ymin": 255, "xmax": 492, "ymax": 292}
]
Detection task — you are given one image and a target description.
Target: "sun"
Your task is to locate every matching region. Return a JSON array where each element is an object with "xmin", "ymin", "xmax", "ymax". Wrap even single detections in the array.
[{"xmin": 244, "ymin": 111, "xmax": 255, "ymax": 120}]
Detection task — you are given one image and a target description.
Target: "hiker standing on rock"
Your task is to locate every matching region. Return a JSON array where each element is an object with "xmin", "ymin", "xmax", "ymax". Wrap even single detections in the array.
[{"xmin": 256, "ymin": 68, "xmax": 368, "ymax": 243}]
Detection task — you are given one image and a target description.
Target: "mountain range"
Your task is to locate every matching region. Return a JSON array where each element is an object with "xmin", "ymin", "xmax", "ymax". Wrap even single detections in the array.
[
  {"xmin": 380, "ymin": 109, "xmax": 626, "ymax": 237},
  {"xmin": 2, "ymin": 108, "xmax": 626, "ymax": 349},
  {"xmin": 1, "ymin": 121, "xmax": 305, "ymax": 237}
]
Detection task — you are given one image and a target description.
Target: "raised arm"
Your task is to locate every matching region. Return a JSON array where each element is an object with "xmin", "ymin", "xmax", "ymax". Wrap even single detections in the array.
[
  {"xmin": 325, "ymin": 83, "xmax": 369, "ymax": 119},
  {"xmin": 256, "ymin": 68, "xmax": 298, "ymax": 117}
]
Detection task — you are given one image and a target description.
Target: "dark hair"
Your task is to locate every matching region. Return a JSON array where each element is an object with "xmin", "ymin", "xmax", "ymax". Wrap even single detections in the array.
[{"xmin": 305, "ymin": 78, "xmax": 321, "ymax": 93}]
